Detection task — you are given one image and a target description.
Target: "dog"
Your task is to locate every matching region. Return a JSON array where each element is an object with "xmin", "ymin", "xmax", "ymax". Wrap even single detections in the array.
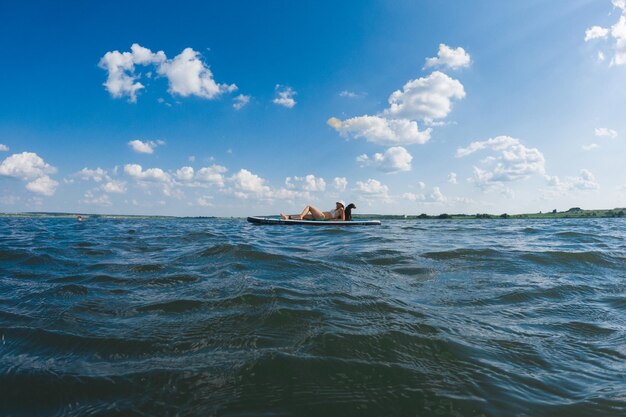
[{"xmin": 345, "ymin": 203, "xmax": 356, "ymax": 221}]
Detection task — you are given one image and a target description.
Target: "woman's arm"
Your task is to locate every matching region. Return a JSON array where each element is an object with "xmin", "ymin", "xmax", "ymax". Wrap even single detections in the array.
[{"xmin": 338, "ymin": 208, "xmax": 345, "ymax": 221}]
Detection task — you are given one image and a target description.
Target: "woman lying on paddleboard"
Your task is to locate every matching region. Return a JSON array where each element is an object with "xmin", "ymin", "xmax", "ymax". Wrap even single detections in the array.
[{"xmin": 281, "ymin": 202, "xmax": 346, "ymax": 221}]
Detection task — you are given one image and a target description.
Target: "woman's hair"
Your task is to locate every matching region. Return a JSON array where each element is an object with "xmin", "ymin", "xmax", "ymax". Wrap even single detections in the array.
[{"xmin": 345, "ymin": 203, "xmax": 356, "ymax": 221}]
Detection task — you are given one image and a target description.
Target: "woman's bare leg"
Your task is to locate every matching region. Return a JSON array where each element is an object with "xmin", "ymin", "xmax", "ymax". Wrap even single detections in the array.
[
  {"xmin": 281, "ymin": 205, "xmax": 324, "ymax": 220},
  {"xmin": 301, "ymin": 205, "xmax": 325, "ymax": 220}
]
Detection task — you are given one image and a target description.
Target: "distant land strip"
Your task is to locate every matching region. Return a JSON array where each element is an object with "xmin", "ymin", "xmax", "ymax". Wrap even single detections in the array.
[{"xmin": 1, "ymin": 207, "xmax": 625, "ymax": 220}]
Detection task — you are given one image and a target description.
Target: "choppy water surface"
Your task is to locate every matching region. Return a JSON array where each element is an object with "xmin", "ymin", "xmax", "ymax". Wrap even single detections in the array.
[{"xmin": 1, "ymin": 217, "xmax": 625, "ymax": 416}]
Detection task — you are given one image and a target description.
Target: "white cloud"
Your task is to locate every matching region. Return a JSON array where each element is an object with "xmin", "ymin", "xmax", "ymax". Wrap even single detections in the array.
[
  {"xmin": 173, "ymin": 165, "xmax": 226, "ymax": 187},
  {"xmin": 545, "ymin": 169, "xmax": 599, "ymax": 193},
  {"xmin": 383, "ymin": 71, "xmax": 465, "ymax": 123},
  {"xmin": 448, "ymin": 172, "xmax": 457, "ymax": 184},
  {"xmin": 457, "ymin": 136, "xmax": 546, "ymax": 186},
  {"xmin": 585, "ymin": 2, "xmax": 626, "ymax": 66},
  {"xmin": 272, "ymin": 85, "xmax": 297, "ymax": 108},
  {"xmin": 195, "ymin": 165, "xmax": 227, "ymax": 187},
  {"xmin": 582, "ymin": 143, "xmax": 599, "ymax": 151},
  {"xmin": 0, "ymin": 144, "xmax": 8, "ymax": 152},
  {"xmin": 233, "ymin": 94, "xmax": 251, "ymax": 110},
  {"xmin": 329, "ymin": 66, "xmax": 465, "ymax": 150},
  {"xmin": 99, "ymin": 44, "xmax": 236, "ymax": 102},
  {"xmin": 230, "ymin": 169, "xmax": 271, "ymax": 196},
  {"xmin": 0, "ymin": 152, "xmax": 57, "ymax": 180},
  {"xmin": 428, "ymin": 187, "xmax": 447, "ymax": 203},
  {"xmin": 81, "ymin": 190, "xmax": 112, "ymax": 206},
  {"xmin": 417, "ymin": 181, "xmax": 426, "ymax": 189},
  {"xmin": 128, "ymin": 139, "xmax": 165, "ymax": 154},
  {"xmin": 25, "ymin": 176, "xmax": 58, "ymax": 196},
  {"xmin": 102, "ymin": 180, "xmax": 127, "ymax": 193},
  {"xmin": 402, "ymin": 187, "xmax": 447, "ymax": 203},
  {"xmin": 354, "ymin": 178, "xmax": 390, "ymax": 197},
  {"xmin": 196, "ymin": 196, "xmax": 214, "ymax": 207},
  {"xmin": 124, "ymin": 164, "xmax": 171, "ymax": 183},
  {"xmin": 130, "ymin": 43, "xmax": 166, "ymax": 66},
  {"xmin": 328, "ymin": 116, "xmax": 431, "ymax": 146},
  {"xmin": 333, "ymin": 177, "xmax": 348, "ymax": 192},
  {"xmin": 594, "ymin": 127, "xmax": 618, "ymax": 138},
  {"xmin": 585, "ymin": 26, "xmax": 610, "ymax": 41},
  {"xmin": 76, "ymin": 167, "xmax": 108, "ymax": 182},
  {"xmin": 225, "ymin": 169, "xmax": 312, "ymax": 201},
  {"xmin": 175, "ymin": 166, "xmax": 195, "ymax": 181},
  {"xmin": 98, "ymin": 44, "xmax": 166, "ymax": 103},
  {"xmin": 356, "ymin": 146, "xmax": 413, "ymax": 173},
  {"xmin": 285, "ymin": 174, "xmax": 326, "ymax": 191},
  {"xmin": 424, "ymin": 44, "xmax": 471, "ymax": 69},
  {"xmin": 0, "ymin": 152, "xmax": 59, "ymax": 195},
  {"xmin": 158, "ymin": 47, "xmax": 237, "ymax": 99}
]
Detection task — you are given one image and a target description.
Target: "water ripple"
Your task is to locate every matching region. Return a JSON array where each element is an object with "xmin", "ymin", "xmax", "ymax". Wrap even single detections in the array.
[{"xmin": 0, "ymin": 216, "xmax": 624, "ymax": 416}]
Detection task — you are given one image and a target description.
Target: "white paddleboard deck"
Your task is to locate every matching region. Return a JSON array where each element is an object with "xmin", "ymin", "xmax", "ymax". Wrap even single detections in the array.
[{"xmin": 247, "ymin": 216, "xmax": 381, "ymax": 226}]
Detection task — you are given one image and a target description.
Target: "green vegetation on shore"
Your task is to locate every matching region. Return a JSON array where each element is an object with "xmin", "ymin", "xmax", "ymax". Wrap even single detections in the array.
[{"xmin": 355, "ymin": 207, "xmax": 626, "ymax": 220}]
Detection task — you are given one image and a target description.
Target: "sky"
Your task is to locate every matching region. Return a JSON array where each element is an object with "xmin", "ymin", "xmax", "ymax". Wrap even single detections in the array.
[{"xmin": 1, "ymin": 0, "xmax": 625, "ymax": 216}]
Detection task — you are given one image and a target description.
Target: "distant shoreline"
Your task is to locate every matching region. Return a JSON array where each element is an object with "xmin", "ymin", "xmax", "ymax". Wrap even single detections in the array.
[{"xmin": 1, "ymin": 208, "xmax": 625, "ymax": 220}]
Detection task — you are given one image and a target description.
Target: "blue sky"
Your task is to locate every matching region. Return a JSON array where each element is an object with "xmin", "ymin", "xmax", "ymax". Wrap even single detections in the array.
[{"xmin": 1, "ymin": 0, "xmax": 625, "ymax": 216}]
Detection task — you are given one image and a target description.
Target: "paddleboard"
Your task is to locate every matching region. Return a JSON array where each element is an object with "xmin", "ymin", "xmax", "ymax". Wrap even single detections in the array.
[{"xmin": 247, "ymin": 216, "xmax": 381, "ymax": 226}]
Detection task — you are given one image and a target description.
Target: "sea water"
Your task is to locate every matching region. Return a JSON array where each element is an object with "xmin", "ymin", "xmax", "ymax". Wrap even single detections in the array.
[{"xmin": 0, "ymin": 217, "xmax": 624, "ymax": 416}]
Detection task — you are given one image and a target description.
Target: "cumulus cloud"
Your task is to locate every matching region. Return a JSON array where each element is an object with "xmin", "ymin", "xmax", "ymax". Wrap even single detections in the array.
[
  {"xmin": 333, "ymin": 177, "xmax": 348, "ymax": 192},
  {"xmin": 0, "ymin": 152, "xmax": 57, "ymax": 180},
  {"xmin": 272, "ymin": 85, "xmax": 297, "ymax": 108},
  {"xmin": 457, "ymin": 136, "xmax": 546, "ymax": 186},
  {"xmin": 99, "ymin": 44, "xmax": 237, "ymax": 102},
  {"xmin": 585, "ymin": 1, "xmax": 626, "ymax": 66},
  {"xmin": 354, "ymin": 178, "xmax": 390, "ymax": 198},
  {"xmin": 448, "ymin": 172, "xmax": 457, "ymax": 184},
  {"xmin": 76, "ymin": 167, "xmax": 108, "ymax": 182},
  {"xmin": 124, "ymin": 164, "xmax": 171, "ymax": 183},
  {"xmin": 233, "ymin": 94, "xmax": 251, "ymax": 110},
  {"xmin": 328, "ymin": 116, "xmax": 431, "ymax": 146},
  {"xmin": 25, "ymin": 176, "xmax": 58, "ymax": 196},
  {"xmin": 328, "ymin": 70, "xmax": 464, "ymax": 146},
  {"xmin": 98, "ymin": 43, "xmax": 166, "ymax": 102},
  {"xmin": 384, "ymin": 71, "xmax": 466, "ymax": 123},
  {"xmin": 128, "ymin": 139, "xmax": 165, "ymax": 154},
  {"xmin": 229, "ymin": 169, "xmax": 272, "ymax": 198},
  {"xmin": 224, "ymin": 169, "xmax": 312, "ymax": 201},
  {"xmin": 195, "ymin": 165, "xmax": 227, "ymax": 187},
  {"xmin": 402, "ymin": 186, "xmax": 447, "ymax": 203},
  {"xmin": 0, "ymin": 144, "xmax": 9, "ymax": 152},
  {"xmin": 81, "ymin": 190, "xmax": 112, "ymax": 206},
  {"xmin": 103, "ymin": 180, "xmax": 127, "ymax": 193},
  {"xmin": 285, "ymin": 174, "xmax": 326, "ymax": 192},
  {"xmin": 175, "ymin": 166, "xmax": 195, "ymax": 181},
  {"xmin": 424, "ymin": 44, "xmax": 471, "ymax": 69},
  {"xmin": 158, "ymin": 48, "xmax": 237, "ymax": 99},
  {"xmin": 594, "ymin": 127, "xmax": 618, "ymax": 138},
  {"xmin": 356, "ymin": 146, "xmax": 413, "ymax": 173},
  {"xmin": 545, "ymin": 169, "xmax": 599, "ymax": 194},
  {"xmin": 0, "ymin": 152, "xmax": 59, "ymax": 196},
  {"xmin": 196, "ymin": 196, "xmax": 214, "ymax": 207},
  {"xmin": 585, "ymin": 26, "xmax": 610, "ymax": 41}
]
